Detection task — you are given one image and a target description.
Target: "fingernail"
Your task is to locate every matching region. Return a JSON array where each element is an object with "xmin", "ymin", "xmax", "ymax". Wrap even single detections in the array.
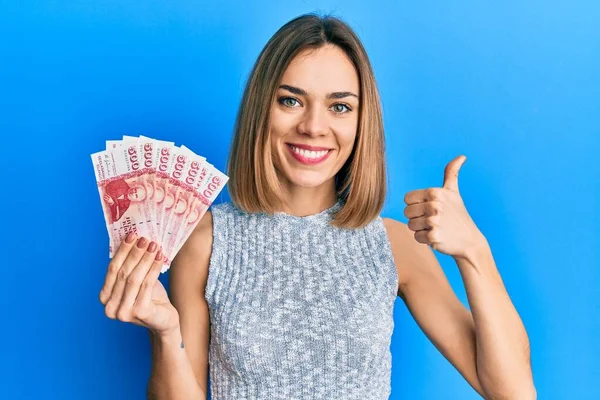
[
  {"xmin": 137, "ymin": 237, "xmax": 147, "ymax": 248},
  {"xmin": 125, "ymin": 232, "xmax": 136, "ymax": 243},
  {"xmin": 155, "ymin": 250, "xmax": 163, "ymax": 261},
  {"xmin": 148, "ymin": 242, "xmax": 157, "ymax": 252}
]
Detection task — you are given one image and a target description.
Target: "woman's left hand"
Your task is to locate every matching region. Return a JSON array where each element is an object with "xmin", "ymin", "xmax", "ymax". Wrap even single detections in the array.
[{"xmin": 403, "ymin": 155, "xmax": 486, "ymax": 260}]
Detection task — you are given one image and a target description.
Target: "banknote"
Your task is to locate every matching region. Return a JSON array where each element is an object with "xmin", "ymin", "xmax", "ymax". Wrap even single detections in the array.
[
  {"xmin": 169, "ymin": 165, "xmax": 228, "ymax": 263},
  {"xmin": 161, "ymin": 146, "xmax": 207, "ymax": 262},
  {"xmin": 92, "ymin": 142, "xmax": 154, "ymax": 257},
  {"xmin": 91, "ymin": 135, "xmax": 228, "ymax": 272}
]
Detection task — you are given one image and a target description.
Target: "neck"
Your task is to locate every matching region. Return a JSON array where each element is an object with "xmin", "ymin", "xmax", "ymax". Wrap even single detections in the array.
[{"xmin": 277, "ymin": 179, "xmax": 338, "ymax": 217}]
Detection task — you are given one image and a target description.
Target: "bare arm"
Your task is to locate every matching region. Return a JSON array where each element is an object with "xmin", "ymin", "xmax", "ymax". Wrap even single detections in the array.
[
  {"xmin": 384, "ymin": 218, "xmax": 535, "ymax": 399},
  {"xmin": 147, "ymin": 211, "xmax": 213, "ymax": 399},
  {"xmin": 147, "ymin": 328, "xmax": 205, "ymax": 400},
  {"xmin": 455, "ymin": 238, "xmax": 536, "ymax": 399}
]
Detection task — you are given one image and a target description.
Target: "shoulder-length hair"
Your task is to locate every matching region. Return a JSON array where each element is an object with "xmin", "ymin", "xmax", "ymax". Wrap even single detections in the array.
[{"xmin": 227, "ymin": 13, "xmax": 387, "ymax": 229}]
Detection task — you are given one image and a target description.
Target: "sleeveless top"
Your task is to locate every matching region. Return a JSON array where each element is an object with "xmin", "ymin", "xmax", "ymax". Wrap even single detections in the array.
[{"xmin": 205, "ymin": 199, "xmax": 398, "ymax": 400}]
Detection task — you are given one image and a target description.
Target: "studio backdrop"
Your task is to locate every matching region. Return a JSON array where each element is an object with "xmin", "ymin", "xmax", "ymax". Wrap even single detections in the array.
[{"xmin": 0, "ymin": 1, "xmax": 598, "ymax": 399}]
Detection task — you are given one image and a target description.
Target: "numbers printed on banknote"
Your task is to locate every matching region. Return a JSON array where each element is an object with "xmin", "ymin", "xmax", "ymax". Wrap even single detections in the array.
[{"xmin": 91, "ymin": 135, "xmax": 228, "ymax": 273}]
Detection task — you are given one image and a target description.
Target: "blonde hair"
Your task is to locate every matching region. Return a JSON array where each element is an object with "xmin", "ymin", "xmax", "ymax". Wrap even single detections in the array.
[{"xmin": 227, "ymin": 13, "xmax": 387, "ymax": 229}]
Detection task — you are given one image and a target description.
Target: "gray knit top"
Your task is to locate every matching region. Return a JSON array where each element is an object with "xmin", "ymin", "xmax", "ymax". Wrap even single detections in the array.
[{"xmin": 205, "ymin": 199, "xmax": 398, "ymax": 400}]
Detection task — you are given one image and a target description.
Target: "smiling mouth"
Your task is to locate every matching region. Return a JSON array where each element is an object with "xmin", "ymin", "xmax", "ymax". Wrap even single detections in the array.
[{"xmin": 286, "ymin": 143, "xmax": 333, "ymax": 165}]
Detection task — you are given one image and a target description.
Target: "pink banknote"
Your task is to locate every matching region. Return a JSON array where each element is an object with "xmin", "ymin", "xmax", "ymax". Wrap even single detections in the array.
[
  {"xmin": 91, "ymin": 143, "xmax": 155, "ymax": 257},
  {"xmin": 161, "ymin": 146, "xmax": 207, "ymax": 263},
  {"xmin": 169, "ymin": 163, "xmax": 229, "ymax": 260},
  {"xmin": 154, "ymin": 144, "xmax": 177, "ymax": 246},
  {"xmin": 92, "ymin": 135, "xmax": 228, "ymax": 272}
]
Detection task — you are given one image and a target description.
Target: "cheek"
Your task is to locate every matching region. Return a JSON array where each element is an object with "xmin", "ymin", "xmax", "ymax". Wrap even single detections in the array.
[
  {"xmin": 270, "ymin": 109, "xmax": 298, "ymax": 154},
  {"xmin": 337, "ymin": 127, "xmax": 358, "ymax": 154},
  {"xmin": 269, "ymin": 107, "xmax": 295, "ymax": 136},
  {"xmin": 334, "ymin": 113, "xmax": 358, "ymax": 144}
]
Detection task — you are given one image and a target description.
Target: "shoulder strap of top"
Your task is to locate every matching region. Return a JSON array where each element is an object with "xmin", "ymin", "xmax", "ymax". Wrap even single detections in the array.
[{"xmin": 205, "ymin": 202, "xmax": 234, "ymax": 302}]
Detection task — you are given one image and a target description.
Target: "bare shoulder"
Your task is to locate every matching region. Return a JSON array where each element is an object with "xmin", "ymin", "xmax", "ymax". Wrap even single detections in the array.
[{"xmin": 382, "ymin": 217, "xmax": 439, "ymax": 298}]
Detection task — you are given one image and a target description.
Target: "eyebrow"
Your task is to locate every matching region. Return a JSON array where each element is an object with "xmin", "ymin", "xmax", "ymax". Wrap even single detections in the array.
[{"xmin": 279, "ymin": 84, "xmax": 359, "ymax": 100}]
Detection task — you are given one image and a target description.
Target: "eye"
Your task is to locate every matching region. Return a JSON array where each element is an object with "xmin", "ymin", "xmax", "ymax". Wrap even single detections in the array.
[
  {"xmin": 330, "ymin": 103, "xmax": 352, "ymax": 114},
  {"xmin": 278, "ymin": 97, "xmax": 301, "ymax": 108}
]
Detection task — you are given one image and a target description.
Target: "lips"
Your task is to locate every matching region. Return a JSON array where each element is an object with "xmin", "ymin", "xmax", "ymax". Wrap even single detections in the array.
[{"xmin": 286, "ymin": 143, "xmax": 332, "ymax": 165}]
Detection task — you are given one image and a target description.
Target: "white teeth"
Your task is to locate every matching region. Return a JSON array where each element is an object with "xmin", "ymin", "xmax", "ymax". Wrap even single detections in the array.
[{"xmin": 290, "ymin": 145, "xmax": 329, "ymax": 159}]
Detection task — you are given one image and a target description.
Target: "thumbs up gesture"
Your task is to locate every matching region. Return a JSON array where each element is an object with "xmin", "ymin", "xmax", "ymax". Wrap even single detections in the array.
[{"xmin": 403, "ymin": 155, "xmax": 485, "ymax": 260}]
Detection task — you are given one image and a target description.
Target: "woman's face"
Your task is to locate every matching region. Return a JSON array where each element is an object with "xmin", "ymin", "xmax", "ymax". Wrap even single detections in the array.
[{"xmin": 270, "ymin": 44, "xmax": 359, "ymax": 190}]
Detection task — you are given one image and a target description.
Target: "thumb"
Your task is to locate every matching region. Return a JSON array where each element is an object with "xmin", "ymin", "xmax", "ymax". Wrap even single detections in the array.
[{"xmin": 443, "ymin": 155, "xmax": 466, "ymax": 192}]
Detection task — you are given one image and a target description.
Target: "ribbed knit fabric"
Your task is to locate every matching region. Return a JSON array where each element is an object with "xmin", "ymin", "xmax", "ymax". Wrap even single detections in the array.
[{"xmin": 205, "ymin": 198, "xmax": 398, "ymax": 400}]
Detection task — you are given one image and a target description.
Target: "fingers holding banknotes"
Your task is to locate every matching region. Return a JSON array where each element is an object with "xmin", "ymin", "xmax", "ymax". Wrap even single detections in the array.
[{"xmin": 99, "ymin": 231, "xmax": 180, "ymax": 336}]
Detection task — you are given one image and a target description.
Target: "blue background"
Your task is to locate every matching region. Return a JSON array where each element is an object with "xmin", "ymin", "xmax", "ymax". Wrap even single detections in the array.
[{"xmin": 1, "ymin": 1, "xmax": 598, "ymax": 399}]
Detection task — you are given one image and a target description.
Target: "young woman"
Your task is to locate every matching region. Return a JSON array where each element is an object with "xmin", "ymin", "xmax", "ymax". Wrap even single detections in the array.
[{"xmin": 99, "ymin": 14, "xmax": 536, "ymax": 400}]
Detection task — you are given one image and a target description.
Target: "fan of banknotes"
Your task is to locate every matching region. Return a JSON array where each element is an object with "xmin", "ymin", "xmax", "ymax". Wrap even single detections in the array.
[{"xmin": 91, "ymin": 135, "xmax": 228, "ymax": 273}]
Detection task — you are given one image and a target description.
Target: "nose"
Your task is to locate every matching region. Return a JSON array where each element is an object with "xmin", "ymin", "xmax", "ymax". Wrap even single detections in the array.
[{"xmin": 297, "ymin": 105, "xmax": 329, "ymax": 137}]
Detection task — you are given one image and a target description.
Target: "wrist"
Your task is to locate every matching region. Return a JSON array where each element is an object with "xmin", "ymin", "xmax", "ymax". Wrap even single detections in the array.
[
  {"xmin": 151, "ymin": 324, "xmax": 182, "ymax": 343},
  {"xmin": 454, "ymin": 233, "xmax": 490, "ymax": 266}
]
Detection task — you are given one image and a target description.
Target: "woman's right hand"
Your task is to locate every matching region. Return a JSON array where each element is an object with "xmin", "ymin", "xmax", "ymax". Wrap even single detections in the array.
[{"xmin": 99, "ymin": 232, "xmax": 180, "ymax": 337}]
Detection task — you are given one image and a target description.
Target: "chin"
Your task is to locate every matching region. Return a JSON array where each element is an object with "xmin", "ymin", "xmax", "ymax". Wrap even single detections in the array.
[{"xmin": 285, "ymin": 171, "xmax": 330, "ymax": 188}]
